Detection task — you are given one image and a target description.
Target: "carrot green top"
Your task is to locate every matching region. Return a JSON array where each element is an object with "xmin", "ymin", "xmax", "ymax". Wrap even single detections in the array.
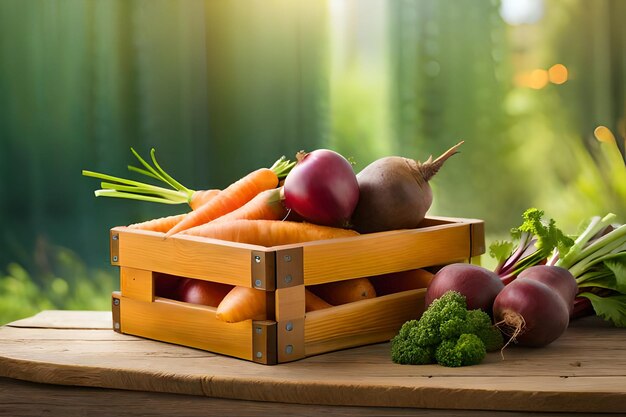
[{"xmin": 82, "ymin": 148, "xmax": 294, "ymax": 207}]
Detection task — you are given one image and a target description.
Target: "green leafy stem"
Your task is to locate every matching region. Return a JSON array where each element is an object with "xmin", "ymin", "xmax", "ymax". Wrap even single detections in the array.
[{"xmin": 82, "ymin": 149, "xmax": 295, "ymax": 207}]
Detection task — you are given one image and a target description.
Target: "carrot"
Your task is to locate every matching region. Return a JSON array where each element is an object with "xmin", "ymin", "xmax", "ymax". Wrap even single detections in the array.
[
  {"xmin": 369, "ymin": 268, "xmax": 434, "ymax": 296},
  {"xmin": 125, "ymin": 187, "xmax": 223, "ymax": 233},
  {"xmin": 309, "ymin": 277, "xmax": 376, "ymax": 305},
  {"xmin": 305, "ymin": 288, "xmax": 332, "ymax": 312},
  {"xmin": 125, "ymin": 188, "xmax": 221, "ymax": 233},
  {"xmin": 128, "ymin": 213, "xmax": 187, "ymax": 233},
  {"xmin": 216, "ymin": 286, "xmax": 267, "ymax": 323},
  {"xmin": 83, "ymin": 148, "xmax": 220, "ymax": 209},
  {"xmin": 165, "ymin": 158, "xmax": 295, "ymax": 237},
  {"xmin": 183, "ymin": 219, "xmax": 359, "ymax": 246},
  {"xmin": 84, "ymin": 148, "xmax": 293, "ymax": 215},
  {"xmin": 167, "ymin": 171, "xmax": 276, "ymax": 236},
  {"xmin": 212, "ymin": 187, "xmax": 287, "ymax": 223},
  {"xmin": 189, "ymin": 189, "xmax": 220, "ymax": 210}
]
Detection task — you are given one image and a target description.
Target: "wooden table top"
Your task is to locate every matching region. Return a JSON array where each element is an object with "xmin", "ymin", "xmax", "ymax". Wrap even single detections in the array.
[{"xmin": 1, "ymin": 310, "xmax": 625, "ymax": 416}]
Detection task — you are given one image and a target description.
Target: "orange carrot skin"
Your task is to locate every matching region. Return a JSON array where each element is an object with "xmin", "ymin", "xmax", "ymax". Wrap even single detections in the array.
[
  {"xmin": 213, "ymin": 187, "xmax": 287, "ymax": 223},
  {"xmin": 369, "ymin": 268, "xmax": 434, "ymax": 296},
  {"xmin": 128, "ymin": 213, "xmax": 187, "ymax": 233},
  {"xmin": 183, "ymin": 219, "xmax": 359, "ymax": 246},
  {"xmin": 309, "ymin": 278, "xmax": 376, "ymax": 305},
  {"xmin": 189, "ymin": 189, "xmax": 220, "ymax": 210},
  {"xmin": 305, "ymin": 288, "xmax": 332, "ymax": 312},
  {"xmin": 215, "ymin": 286, "xmax": 267, "ymax": 323},
  {"xmin": 126, "ymin": 189, "xmax": 219, "ymax": 233},
  {"xmin": 166, "ymin": 168, "xmax": 279, "ymax": 237}
]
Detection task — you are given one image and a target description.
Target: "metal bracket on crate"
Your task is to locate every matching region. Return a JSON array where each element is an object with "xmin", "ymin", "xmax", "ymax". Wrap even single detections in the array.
[
  {"xmin": 252, "ymin": 321, "xmax": 277, "ymax": 365},
  {"xmin": 111, "ymin": 291, "xmax": 121, "ymax": 333},
  {"xmin": 275, "ymin": 247, "xmax": 303, "ymax": 289},
  {"xmin": 251, "ymin": 251, "xmax": 276, "ymax": 291},
  {"xmin": 277, "ymin": 317, "xmax": 305, "ymax": 363},
  {"xmin": 110, "ymin": 230, "xmax": 120, "ymax": 266}
]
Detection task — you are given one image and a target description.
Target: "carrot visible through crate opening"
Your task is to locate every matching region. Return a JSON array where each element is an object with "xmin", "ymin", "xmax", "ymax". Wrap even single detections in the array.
[{"xmin": 154, "ymin": 269, "xmax": 433, "ymax": 323}]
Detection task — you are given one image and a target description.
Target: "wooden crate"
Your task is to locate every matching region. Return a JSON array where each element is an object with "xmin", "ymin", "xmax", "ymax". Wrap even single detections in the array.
[{"xmin": 111, "ymin": 216, "xmax": 485, "ymax": 364}]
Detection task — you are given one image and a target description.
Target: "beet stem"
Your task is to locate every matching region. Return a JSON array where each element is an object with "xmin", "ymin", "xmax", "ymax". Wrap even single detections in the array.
[
  {"xmin": 418, "ymin": 141, "xmax": 464, "ymax": 182},
  {"xmin": 571, "ymin": 296, "xmax": 594, "ymax": 320}
]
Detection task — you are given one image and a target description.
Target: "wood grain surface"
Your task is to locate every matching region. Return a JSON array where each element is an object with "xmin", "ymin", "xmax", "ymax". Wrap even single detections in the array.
[
  {"xmin": 1, "ymin": 311, "xmax": 625, "ymax": 414},
  {"xmin": 4, "ymin": 377, "xmax": 616, "ymax": 417}
]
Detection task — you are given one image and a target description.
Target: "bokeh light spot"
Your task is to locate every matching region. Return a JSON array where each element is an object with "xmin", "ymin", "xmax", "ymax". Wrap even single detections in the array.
[
  {"xmin": 549, "ymin": 64, "xmax": 568, "ymax": 84},
  {"xmin": 529, "ymin": 69, "xmax": 549, "ymax": 89}
]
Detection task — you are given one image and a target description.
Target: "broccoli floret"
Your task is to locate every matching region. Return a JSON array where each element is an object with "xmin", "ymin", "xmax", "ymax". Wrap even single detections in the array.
[
  {"xmin": 395, "ymin": 319, "xmax": 419, "ymax": 340},
  {"xmin": 439, "ymin": 316, "xmax": 467, "ymax": 340},
  {"xmin": 424, "ymin": 291, "xmax": 467, "ymax": 314},
  {"xmin": 391, "ymin": 335, "xmax": 435, "ymax": 365},
  {"xmin": 391, "ymin": 320, "xmax": 435, "ymax": 364},
  {"xmin": 465, "ymin": 309, "xmax": 504, "ymax": 352},
  {"xmin": 479, "ymin": 326, "xmax": 505, "ymax": 352},
  {"xmin": 390, "ymin": 291, "xmax": 495, "ymax": 367},
  {"xmin": 416, "ymin": 291, "xmax": 468, "ymax": 346},
  {"xmin": 435, "ymin": 333, "xmax": 486, "ymax": 367}
]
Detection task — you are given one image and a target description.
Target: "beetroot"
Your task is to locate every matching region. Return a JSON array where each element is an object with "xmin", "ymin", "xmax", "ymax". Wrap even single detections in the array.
[
  {"xmin": 493, "ymin": 265, "xmax": 577, "ymax": 348},
  {"xmin": 517, "ymin": 265, "xmax": 577, "ymax": 315},
  {"xmin": 350, "ymin": 141, "xmax": 463, "ymax": 234},
  {"xmin": 425, "ymin": 263, "xmax": 504, "ymax": 315}
]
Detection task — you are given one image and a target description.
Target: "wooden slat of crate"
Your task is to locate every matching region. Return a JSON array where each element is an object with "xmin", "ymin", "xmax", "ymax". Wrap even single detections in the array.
[
  {"xmin": 304, "ymin": 288, "xmax": 427, "ymax": 357},
  {"xmin": 119, "ymin": 295, "xmax": 256, "ymax": 361},
  {"xmin": 120, "ymin": 267, "xmax": 154, "ymax": 302},
  {"xmin": 300, "ymin": 221, "xmax": 475, "ymax": 286},
  {"xmin": 111, "ymin": 227, "xmax": 271, "ymax": 287},
  {"xmin": 275, "ymin": 285, "xmax": 306, "ymax": 363}
]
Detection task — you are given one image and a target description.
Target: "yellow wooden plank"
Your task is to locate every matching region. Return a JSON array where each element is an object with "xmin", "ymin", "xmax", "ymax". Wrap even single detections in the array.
[
  {"xmin": 120, "ymin": 267, "xmax": 154, "ymax": 302},
  {"xmin": 114, "ymin": 227, "xmax": 262, "ymax": 287},
  {"xmin": 120, "ymin": 296, "xmax": 253, "ymax": 361},
  {"xmin": 304, "ymin": 289, "xmax": 426, "ymax": 357},
  {"xmin": 302, "ymin": 223, "xmax": 471, "ymax": 285},
  {"xmin": 275, "ymin": 286, "xmax": 305, "ymax": 322}
]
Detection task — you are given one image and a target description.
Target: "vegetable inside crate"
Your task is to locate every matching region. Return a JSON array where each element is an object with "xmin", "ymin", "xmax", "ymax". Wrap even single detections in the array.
[{"xmin": 110, "ymin": 216, "xmax": 485, "ymax": 364}]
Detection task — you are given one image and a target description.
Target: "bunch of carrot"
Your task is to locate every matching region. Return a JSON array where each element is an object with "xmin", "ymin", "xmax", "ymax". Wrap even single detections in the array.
[
  {"xmin": 85, "ymin": 150, "xmax": 436, "ymax": 323},
  {"xmin": 84, "ymin": 148, "xmax": 360, "ymax": 246}
]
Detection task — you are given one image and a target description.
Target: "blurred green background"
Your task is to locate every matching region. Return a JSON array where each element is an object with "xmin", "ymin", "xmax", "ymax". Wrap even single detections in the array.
[{"xmin": 1, "ymin": 0, "xmax": 625, "ymax": 324}]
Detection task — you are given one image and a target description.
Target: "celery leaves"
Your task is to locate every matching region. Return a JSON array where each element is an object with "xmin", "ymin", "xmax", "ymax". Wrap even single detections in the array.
[
  {"xmin": 578, "ymin": 292, "xmax": 626, "ymax": 328},
  {"xmin": 490, "ymin": 208, "xmax": 574, "ymax": 284}
]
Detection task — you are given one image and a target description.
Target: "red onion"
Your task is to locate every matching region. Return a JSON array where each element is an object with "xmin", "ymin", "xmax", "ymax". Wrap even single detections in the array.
[{"xmin": 283, "ymin": 149, "xmax": 359, "ymax": 227}]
